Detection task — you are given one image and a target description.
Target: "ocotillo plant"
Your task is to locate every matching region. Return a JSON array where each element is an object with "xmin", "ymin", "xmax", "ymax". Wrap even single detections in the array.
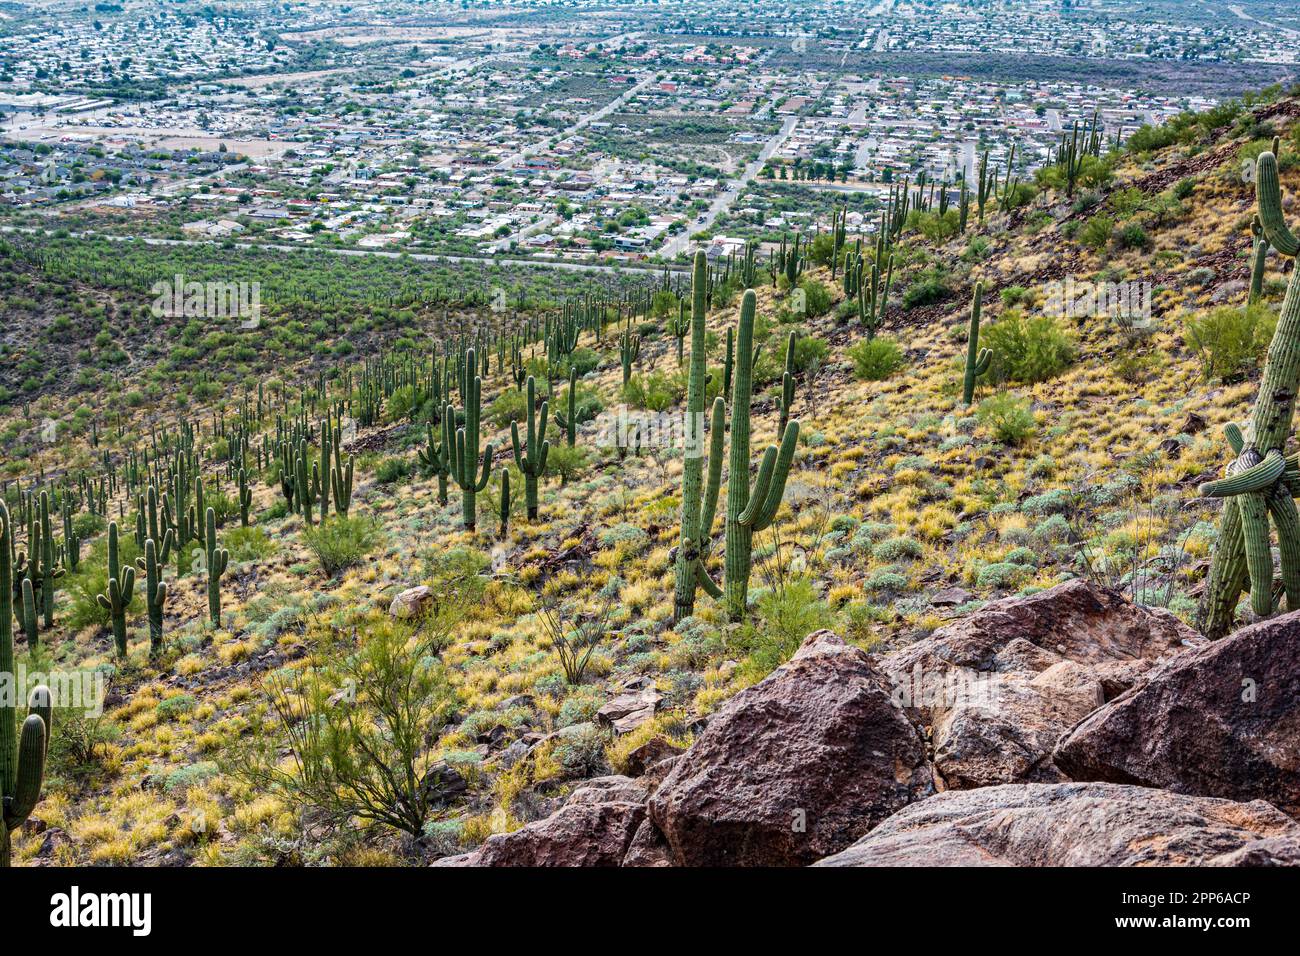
[
  {"xmin": 203, "ymin": 507, "xmax": 229, "ymax": 627},
  {"xmin": 722, "ymin": 291, "xmax": 799, "ymax": 620},
  {"xmin": 446, "ymin": 347, "xmax": 494, "ymax": 531},
  {"xmin": 510, "ymin": 375, "xmax": 549, "ymax": 520},
  {"xmin": 96, "ymin": 520, "xmax": 135, "ymax": 657},
  {"xmin": 963, "ymin": 282, "xmax": 992, "ymax": 406},
  {"xmin": 1, "ymin": 502, "xmax": 50, "ymax": 868},
  {"xmin": 1199, "ymin": 149, "xmax": 1300, "ymax": 638},
  {"xmin": 777, "ymin": 331, "xmax": 797, "ymax": 437},
  {"xmin": 138, "ymin": 534, "xmax": 169, "ymax": 655},
  {"xmin": 674, "ymin": 251, "xmax": 726, "ymax": 622}
]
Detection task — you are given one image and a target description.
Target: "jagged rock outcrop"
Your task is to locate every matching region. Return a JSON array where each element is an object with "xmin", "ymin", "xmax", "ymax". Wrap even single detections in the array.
[
  {"xmin": 880, "ymin": 579, "xmax": 1201, "ymax": 788},
  {"xmin": 1055, "ymin": 610, "xmax": 1300, "ymax": 817},
  {"xmin": 814, "ymin": 783, "xmax": 1300, "ymax": 866},
  {"xmin": 645, "ymin": 630, "xmax": 933, "ymax": 866}
]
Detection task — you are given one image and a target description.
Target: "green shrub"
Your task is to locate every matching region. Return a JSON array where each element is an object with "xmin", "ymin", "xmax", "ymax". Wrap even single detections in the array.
[
  {"xmin": 739, "ymin": 578, "xmax": 834, "ymax": 679},
  {"xmin": 546, "ymin": 442, "xmax": 590, "ymax": 485},
  {"xmin": 902, "ymin": 267, "xmax": 952, "ymax": 308},
  {"xmin": 301, "ymin": 515, "xmax": 385, "ymax": 576},
  {"xmin": 374, "ymin": 455, "xmax": 412, "ymax": 484},
  {"xmin": 488, "ymin": 387, "xmax": 529, "ymax": 428},
  {"xmin": 623, "ymin": 371, "xmax": 685, "ymax": 411},
  {"xmin": 981, "ymin": 311, "xmax": 1076, "ymax": 384},
  {"xmin": 224, "ymin": 526, "xmax": 276, "ymax": 562},
  {"xmin": 848, "ymin": 337, "xmax": 905, "ymax": 381},
  {"xmin": 795, "ymin": 278, "xmax": 833, "ymax": 317},
  {"xmin": 977, "ymin": 393, "xmax": 1036, "ymax": 445},
  {"xmin": 1079, "ymin": 215, "xmax": 1115, "ymax": 251},
  {"xmin": 1183, "ymin": 303, "xmax": 1276, "ymax": 382}
]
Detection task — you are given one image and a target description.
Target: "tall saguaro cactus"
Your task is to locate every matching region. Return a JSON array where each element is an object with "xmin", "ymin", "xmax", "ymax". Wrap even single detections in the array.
[
  {"xmin": 138, "ymin": 534, "xmax": 170, "ymax": 655},
  {"xmin": 510, "ymin": 375, "xmax": 549, "ymax": 520},
  {"xmin": 204, "ymin": 507, "xmax": 229, "ymax": 627},
  {"xmin": 963, "ymin": 281, "xmax": 992, "ymax": 406},
  {"xmin": 723, "ymin": 290, "xmax": 800, "ymax": 620},
  {"xmin": 674, "ymin": 252, "xmax": 725, "ymax": 622},
  {"xmin": 1200, "ymin": 150, "xmax": 1300, "ymax": 638},
  {"xmin": 96, "ymin": 520, "xmax": 135, "ymax": 657},
  {"xmin": 447, "ymin": 347, "xmax": 494, "ymax": 531},
  {"xmin": 1, "ymin": 503, "xmax": 50, "ymax": 867}
]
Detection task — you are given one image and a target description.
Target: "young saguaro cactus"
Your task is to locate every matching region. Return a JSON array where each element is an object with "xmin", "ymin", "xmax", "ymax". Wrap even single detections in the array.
[
  {"xmin": 963, "ymin": 281, "xmax": 993, "ymax": 406},
  {"xmin": 510, "ymin": 375, "xmax": 549, "ymax": 520},
  {"xmin": 447, "ymin": 346, "xmax": 494, "ymax": 531},
  {"xmin": 1199, "ymin": 149, "xmax": 1300, "ymax": 639},
  {"xmin": 777, "ymin": 331, "xmax": 797, "ymax": 438},
  {"xmin": 723, "ymin": 290, "xmax": 800, "ymax": 620},
  {"xmin": 674, "ymin": 252, "xmax": 726, "ymax": 622},
  {"xmin": 1, "ymin": 502, "xmax": 51, "ymax": 868},
  {"xmin": 203, "ymin": 507, "xmax": 229, "ymax": 627},
  {"xmin": 96, "ymin": 520, "xmax": 135, "ymax": 657},
  {"xmin": 237, "ymin": 467, "xmax": 252, "ymax": 527}
]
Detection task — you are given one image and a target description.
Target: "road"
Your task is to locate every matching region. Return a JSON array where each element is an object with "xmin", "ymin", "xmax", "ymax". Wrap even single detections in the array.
[
  {"xmin": 658, "ymin": 114, "xmax": 799, "ymax": 260},
  {"xmin": 494, "ymin": 72, "xmax": 654, "ymax": 170},
  {"xmin": 1226, "ymin": 4, "xmax": 1300, "ymax": 36}
]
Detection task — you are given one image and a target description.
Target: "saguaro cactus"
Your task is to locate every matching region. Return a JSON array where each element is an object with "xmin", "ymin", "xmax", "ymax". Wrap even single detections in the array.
[
  {"xmin": 619, "ymin": 329, "xmax": 641, "ymax": 387},
  {"xmin": 1200, "ymin": 149, "xmax": 1300, "ymax": 638},
  {"xmin": 237, "ymin": 467, "xmax": 252, "ymax": 527},
  {"xmin": 96, "ymin": 520, "xmax": 135, "ymax": 657},
  {"xmin": 499, "ymin": 470, "xmax": 511, "ymax": 536},
  {"xmin": 674, "ymin": 252, "xmax": 726, "ymax": 622},
  {"xmin": 204, "ymin": 507, "xmax": 229, "ymax": 627},
  {"xmin": 963, "ymin": 281, "xmax": 992, "ymax": 406},
  {"xmin": 138, "ymin": 534, "xmax": 170, "ymax": 655},
  {"xmin": 447, "ymin": 347, "xmax": 494, "ymax": 531},
  {"xmin": 723, "ymin": 290, "xmax": 800, "ymax": 620},
  {"xmin": 510, "ymin": 375, "xmax": 549, "ymax": 520},
  {"xmin": 418, "ymin": 419, "xmax": 451, "ymax": 506},
  {"xmin": 1, "ymin": 501, "xmax": 50, "ymax": 867},
  {"xmin": 776, "ymin": 331, "xmax": 797, "ymax": 437}
]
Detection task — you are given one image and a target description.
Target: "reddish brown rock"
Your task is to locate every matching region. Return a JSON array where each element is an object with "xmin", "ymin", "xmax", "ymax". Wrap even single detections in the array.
[
  {"xmin": 1055, "ymin": 610, "xmax": 1300, "ymax": 817},
  {"xmin": 814, "ymin": 783, "xmax": 1300, "ymax": 866},
  {"xmin": 443, "ymin": 777, "xmax": 649, "ymax": 867},
  {"xmin": 880, "ymin": 579, "xmax": 1201, "ymax": 788},
  {"xmin": 647, "ymin": 630, "xmax": 933, "ymax": 867}
]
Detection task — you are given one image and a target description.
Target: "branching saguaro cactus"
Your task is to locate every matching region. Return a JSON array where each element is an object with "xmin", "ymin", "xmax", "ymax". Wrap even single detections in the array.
[
  {"xmin": 204, "ymin": 507, "xmax": 229, "ymax": 627},
  {"xmin": 963, "ymin": 281, "xmax": 992, "ymax": 406},
  {"xmin": 446, "ymin": 346, "xmax": 494, "ymax": 531},
  {"xmin": 510, "ymin": 375, "xmax": 549, "ymax": 520},
  {"xmin": 674, "ymin": 252, "xmax": 725, "ymax": 622},
  {"xmin": 619, "ymin": 329, "xmax": 641, "ymax": 387},
  {"xmin": 418, "ymin": 418, "xmax": 451, "ymax": 506},
  {"xmin": 1200, "ymin": 149, "xmax": 1300, "ymax": 638},
  {"xmin": 137, "ymin": 533, "xmax": 171, "ymax": 655},
  {"xmin": 1, "ymin": 503, "xmax": 50, "ymax": 868},
  {"xmin": 96, "ymin": 520, "xmax": 135, "ymax": 657},
  {"xmin": 723, "ymin": 290, "xmax": 800, "ymax": 620}
]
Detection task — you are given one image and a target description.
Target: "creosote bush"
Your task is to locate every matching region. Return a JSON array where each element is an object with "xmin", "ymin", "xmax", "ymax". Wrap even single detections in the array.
[
  {"xmin": 1183, "ymin": 302, "xmax": 1276, "ymax": 382},
  {"xmin": 981, "ymin": 311, "xmax": 1077, "ymax": 384},
  {"xmin": 301, "ymin": 515, "xmax": 384, "ymax": 576},
  {"xmin": 977, "ymin": 393, "xmax": 1036, "ymax": 445},
  {"xmin": 848, "ymin": 337, "xmax": 905, "ymax": 381}
]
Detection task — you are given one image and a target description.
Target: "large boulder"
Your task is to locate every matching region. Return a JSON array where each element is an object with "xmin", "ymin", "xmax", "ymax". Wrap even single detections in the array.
[
  {"xmin": 1055, "ymin": 610, "xmax": 1300, "ymax": 817},
  {"xmin": 880, "ymin": 579, "xmax": 1200, "ymax": 788},
  {"xmin": 438, "ymin": 776, "xmax": 648, "ymax": 867},
  {"xmin": 647, "ymin": 630, "xmax": 933, "ymax": 866},
  {"xmin": 814, "ymin": 783, "xmax": 1300, "ymax": 866}
]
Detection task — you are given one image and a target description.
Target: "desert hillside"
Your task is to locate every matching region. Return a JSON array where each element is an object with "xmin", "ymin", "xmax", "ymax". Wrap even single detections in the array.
[{"xmin": 5, "ymin": 85, "xmax": 1300, "ymax": 868}]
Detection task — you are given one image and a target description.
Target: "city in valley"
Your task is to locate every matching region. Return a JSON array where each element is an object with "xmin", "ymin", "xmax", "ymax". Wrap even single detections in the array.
[{"xmin": 4, "ymin": 0, "xmax": 1300, "ymax": 910}]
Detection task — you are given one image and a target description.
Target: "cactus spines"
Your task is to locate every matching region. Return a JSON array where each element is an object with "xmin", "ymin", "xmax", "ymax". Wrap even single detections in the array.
[
  {"xmin": 963, "ymin": 281, "xmax": 993, "ymax": 406},
  {"xmin": 2, "ymin": 500, "xmax": 51, "ymax": 865},
  {"xmin": 723, "ymin": 290, "xmax": 800, "ymax": 621},
  {"xmin": 1200, "ymin": 149, "xmax": 1300, "ymax": 638},
  {"xmin": 96, "ymin": 520, "xmax": 135, "ymax": 657},
  {"xmin": 138, "ymin": 535, "xmax": 169, "ymax": 655},
  {"xmin": 203, "ymin": 507, "xmax": 229, "ymax": 627},
  {"xmin": 510, "ymin": 375, "xmax": 549, "ymax": 521},
  {"xmin": 447, "ymin": 347, "xmax": 494, "ymax": 531}
]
